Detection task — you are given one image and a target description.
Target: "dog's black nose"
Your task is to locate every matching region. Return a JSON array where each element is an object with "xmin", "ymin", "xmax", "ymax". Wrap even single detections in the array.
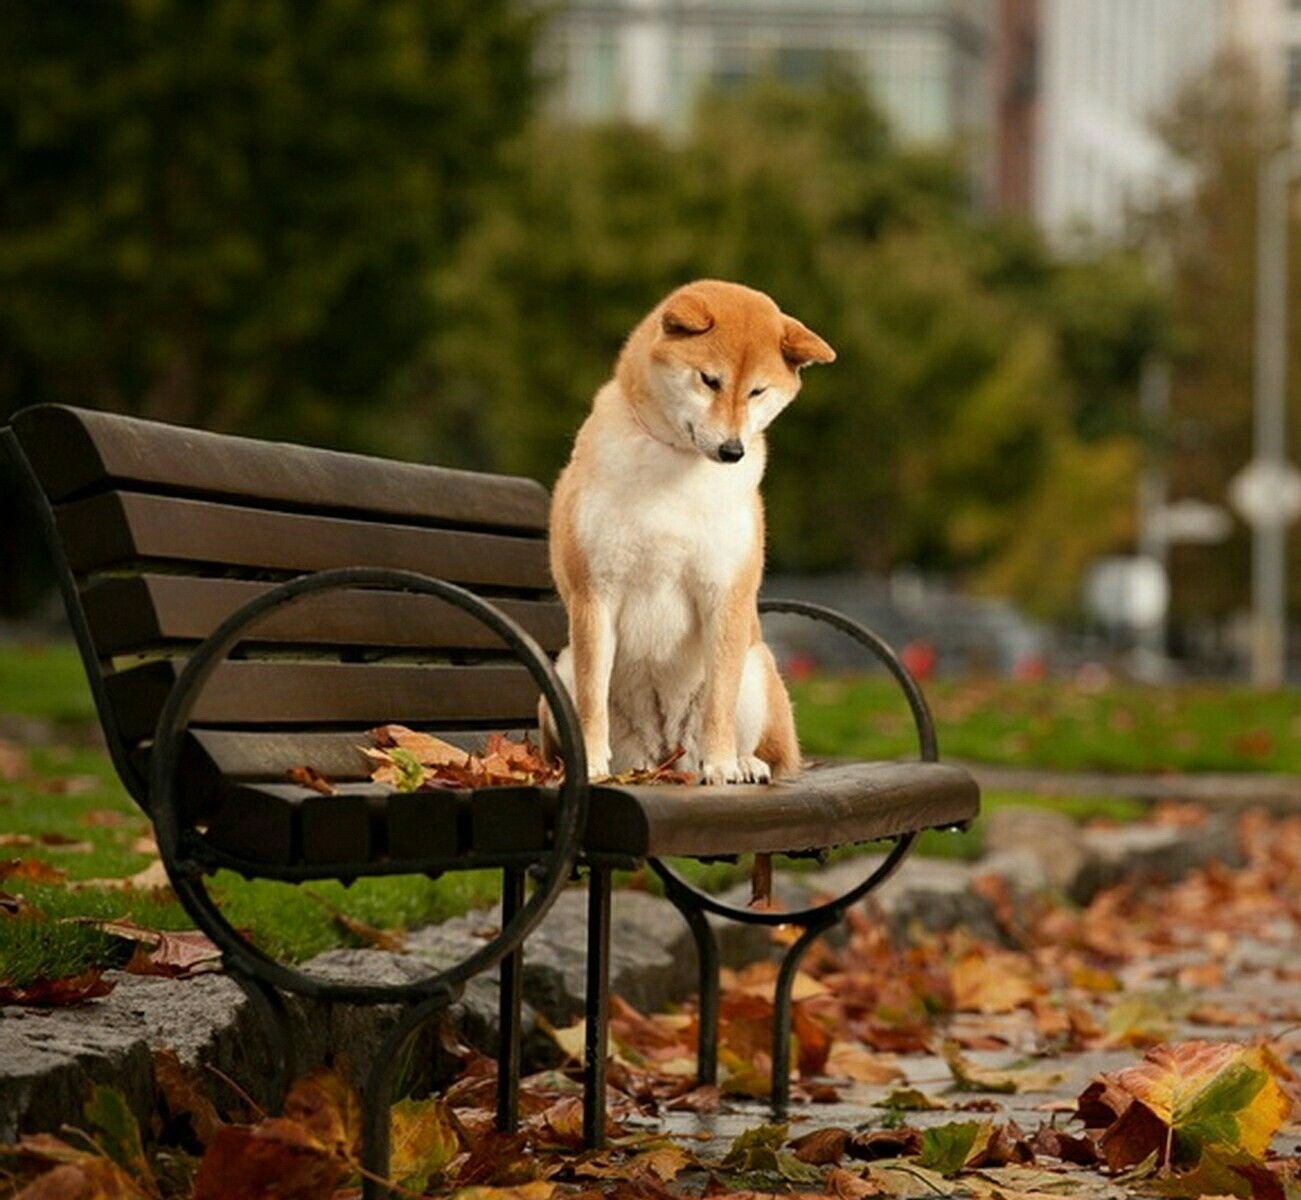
[{"xmin": 717, "ymin": 439, "xmax": 745, "ymax": 463}]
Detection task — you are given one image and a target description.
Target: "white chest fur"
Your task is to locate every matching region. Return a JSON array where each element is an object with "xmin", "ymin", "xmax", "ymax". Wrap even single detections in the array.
[{"xmin": 572, "ymin": 429, "xmax": 759, "ymax": 619}]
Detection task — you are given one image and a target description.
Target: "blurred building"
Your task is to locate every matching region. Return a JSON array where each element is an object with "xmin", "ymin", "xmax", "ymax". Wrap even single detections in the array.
[
  {"xmin": 990, "ymin": 0, "xmax": 1038, "ymax": 215},
  {"xmin": 542, "ymin": 0, "xmax": 996, "ymax": 149},
  {"xmin": 1226, "ymin": 0, "xmax": 1301, "ymax": 118},
  {"xmin": 1034, "ymin": 0, "xmax": 1227, "ymax": 243}
]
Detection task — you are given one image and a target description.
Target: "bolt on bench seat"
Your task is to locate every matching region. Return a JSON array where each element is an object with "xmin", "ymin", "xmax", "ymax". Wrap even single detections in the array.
[{"xmin": 5, "ymin": 403, "xmax": 980, "ymax": 1193}]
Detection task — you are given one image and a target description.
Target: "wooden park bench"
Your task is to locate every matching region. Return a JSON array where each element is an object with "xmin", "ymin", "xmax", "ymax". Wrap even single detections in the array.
[{"xmin": 5, "ymin": 404, "xmax": 979, "ymax": 1196}]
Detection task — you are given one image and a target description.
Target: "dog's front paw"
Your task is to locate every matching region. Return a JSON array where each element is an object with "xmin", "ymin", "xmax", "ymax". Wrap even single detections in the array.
[
  {"xmin": 738, "ymin": 755, "xmax": 772, "ymax": 784},
  {"xmin": 586, "ymin": 747, "xmax": 612, "ymax": 780},
  {"xmin": 699, "ymin": 757, "xmax": 745, "ymax": 785}
]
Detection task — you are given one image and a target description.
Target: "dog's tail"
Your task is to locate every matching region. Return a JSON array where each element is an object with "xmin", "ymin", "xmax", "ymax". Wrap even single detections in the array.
[{"xmin": 755, "ymin": 644, "xmax": 802, "ymax": 780}]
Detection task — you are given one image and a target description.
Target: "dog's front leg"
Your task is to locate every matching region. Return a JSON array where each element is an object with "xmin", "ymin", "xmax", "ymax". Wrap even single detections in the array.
[
  {"xmin": 568, "ymin": 590, "xmax": 616, "ymax": 779},
  {"xmin": 697, "ymin": 583, "xmax": 754, "ymax": 785}
]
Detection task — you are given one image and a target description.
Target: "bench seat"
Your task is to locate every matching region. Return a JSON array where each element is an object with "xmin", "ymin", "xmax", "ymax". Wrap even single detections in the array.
[{"xmin": 206, "ymin": 761, "xmax": 978, "ymax": 869}]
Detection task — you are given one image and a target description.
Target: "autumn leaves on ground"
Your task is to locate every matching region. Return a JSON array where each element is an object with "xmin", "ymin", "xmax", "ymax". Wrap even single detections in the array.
[{"xmin": 3, "ymin": 804, "xmax": 1299, "ymax": 1198}]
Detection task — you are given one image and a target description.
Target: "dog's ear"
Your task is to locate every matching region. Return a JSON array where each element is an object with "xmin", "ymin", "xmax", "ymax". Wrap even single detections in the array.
[
  {"xmin": 661, "ymin": 289, "xmax": 714, "ymax": 337},
  {"xmin": 782, "ymin": 316, "xmax": 836, "ymax": 367}
]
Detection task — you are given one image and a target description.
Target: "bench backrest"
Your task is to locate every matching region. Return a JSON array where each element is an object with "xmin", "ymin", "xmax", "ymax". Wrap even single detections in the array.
[{"xmin": 7, "ymin": 405, "xmax": 564, "ymax": 808}]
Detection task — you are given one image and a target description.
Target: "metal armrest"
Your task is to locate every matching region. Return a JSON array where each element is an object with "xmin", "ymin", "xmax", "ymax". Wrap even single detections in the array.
[
  {"xmin": 758, "ymin": 597, "xmax": 938, "ymax": 763},
  {"xmin": 148, "ymin": 565, "xmax": 588, "ymax": 1005}
]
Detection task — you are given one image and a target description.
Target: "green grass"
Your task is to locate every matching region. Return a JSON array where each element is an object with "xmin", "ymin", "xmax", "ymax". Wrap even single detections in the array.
[
  {"xmin": 792, "ymin": 674, "xmax": 1301, "ymax": 774},
  {"xmin": 0, "ymin": 641, "xmax": 98, "ymax": 725},
  {"xmin": 0, "ymin": 642, "xmax": 506, "ymax": 986}
]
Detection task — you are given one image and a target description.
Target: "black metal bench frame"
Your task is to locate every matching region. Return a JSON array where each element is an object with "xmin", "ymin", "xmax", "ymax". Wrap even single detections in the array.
[{"xmin": 6, "ymin": 408, "xmax": 974, "ymax": 1198}]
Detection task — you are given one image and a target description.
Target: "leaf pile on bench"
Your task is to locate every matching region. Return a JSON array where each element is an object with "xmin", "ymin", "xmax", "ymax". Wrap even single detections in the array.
[
  {"xmin": 363, "ymin": 724, "xmax": 563, "ymax": 791},
  {"xmin": 284, "ymin": 724, "xmax": 698, "ymax": 793}
]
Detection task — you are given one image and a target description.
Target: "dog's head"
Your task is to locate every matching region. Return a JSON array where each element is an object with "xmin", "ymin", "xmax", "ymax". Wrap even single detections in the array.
[{"xmin": 628, "ymin": 280, "xmax": 835, "ymax": 464}]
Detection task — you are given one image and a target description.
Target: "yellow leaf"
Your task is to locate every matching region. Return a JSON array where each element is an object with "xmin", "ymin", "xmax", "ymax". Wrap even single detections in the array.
[
  {"xmin": 825, "ymin": 1041, "xmax": 905, "ymax": 1084},
  {"xmin": 282, "ymin": 1066, "xmax": 362, "ymax": 1159},
  {"xmin": 1111, "ymin": 1041, "xmax": 1292, "ymax": 1164},
  {"xmin": 952, "ymin": 952, "xmax": 1040, "ymax": 1014},
  {"xmin": 390, "ymin": 1097, "xmax": 462, "ymax": 1191}
]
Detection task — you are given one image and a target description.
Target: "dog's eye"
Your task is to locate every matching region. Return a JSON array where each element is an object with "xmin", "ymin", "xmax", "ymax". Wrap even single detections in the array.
[
  {"xmin": 749, "ymin": 385, "xmax": 767, "ymax": 398},
  {"xmin": 700, "ymin": 371, "xmax": 722, "ymax": 392}
]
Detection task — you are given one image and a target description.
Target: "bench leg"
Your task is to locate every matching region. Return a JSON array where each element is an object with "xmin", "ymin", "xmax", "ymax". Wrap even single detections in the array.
[
  {"xmin": 230, "ymin": 971, "xmax": 296, "ymax": 1113},
  {"xmin": 582, "ymin": 865, "xmax": 612, "ymax": 1150},
  {"xmin": 362, "ymin": 990, "xmax": 457, "ymax": 1200},
  {"xmin": 673, "ymin": 899, "xmax": 719, "ymax": 1086},
  {"xmin": 496, "ymin": 867, "xmax": 526, "ymax": 1132},
  {"xmin": 770, "ymin": 920, "xmax": 831, "ymax": 1119}
]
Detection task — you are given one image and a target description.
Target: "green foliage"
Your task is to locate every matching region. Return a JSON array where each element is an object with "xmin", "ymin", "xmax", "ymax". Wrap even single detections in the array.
[
  {"xmin": 436, "ymin": 74, "xmax": 1166, "ymax": 607},
  {"xmin": 0, "ymin": 0, "xmax": 538, "ymax": 447}
]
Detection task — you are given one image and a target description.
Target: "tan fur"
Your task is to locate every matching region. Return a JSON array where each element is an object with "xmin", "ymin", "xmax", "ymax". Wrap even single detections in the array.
[{"xmin": 542, "ymin": 280, "xmax": 834, "ymax": 784}]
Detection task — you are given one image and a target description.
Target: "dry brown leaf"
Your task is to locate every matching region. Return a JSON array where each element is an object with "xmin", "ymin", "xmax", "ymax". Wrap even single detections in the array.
[
  {"xmin": 285, "ymin": 765, "xmax": 336, "ymax": 795},
  {"xmin": 0, "ymin": 858, "xmax": 66, "ymax": 885},
  {"xmin": 192, "ymin": 1118, "xmax": 343, "ymax": 1199},
  {"xmin": 154, "ymin": 1049, "xmax": 224, "ymax": 1147},
  {"xmin": 0, "ymin": 967, "xmax": 115, "ymax": 1007}
]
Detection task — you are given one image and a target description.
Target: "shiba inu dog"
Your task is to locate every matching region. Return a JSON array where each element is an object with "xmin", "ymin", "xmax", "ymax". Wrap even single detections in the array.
[{"xmin": 540, "ymin": 280, "xmax": 835, "ymax": 784}]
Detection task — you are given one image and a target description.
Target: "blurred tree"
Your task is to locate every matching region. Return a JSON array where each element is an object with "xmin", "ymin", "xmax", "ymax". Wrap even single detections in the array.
[
  {"xmin": 1147, "ymin": 54, "xmax": 1301, "ymax": 620},
  {"xmin": 436, "ymin": 75, "xmax": 1165, "ymax": 613},
  {"xmin": 0, "ymin": 0, "xmax": 538, "ymax": 445}
]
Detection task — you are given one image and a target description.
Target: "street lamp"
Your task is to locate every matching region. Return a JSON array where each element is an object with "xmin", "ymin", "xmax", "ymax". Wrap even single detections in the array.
[{"xmin": 1231, "ymin": 145, "xmax": 1301, "ymax": 689}]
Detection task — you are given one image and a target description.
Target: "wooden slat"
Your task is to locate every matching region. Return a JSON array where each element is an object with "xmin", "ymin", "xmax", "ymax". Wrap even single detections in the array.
[
  {"xmin": 104, "ymin": 659, "xmax": 542, "ymax": 740},
  {"xmin": 12, "ymin": 404, "xmax": 549, "ymax": 532},
  {"xmin": 207, "ymin": 782, "xmax": 465, "ymax": 867},
  {"xmin": 82, "ymin": 575, "xmax": 567, "ymax": 656},
  {"xmin": 57, "ymin": 491, "xmax": 552, "ymax": 589},
  {"xmin": 183, "ymin": 728, "xmax": 508, "ymax": 785},
  {"xmin": 472, "ymin": 762, "xmax": 980, "ymax": 858}
]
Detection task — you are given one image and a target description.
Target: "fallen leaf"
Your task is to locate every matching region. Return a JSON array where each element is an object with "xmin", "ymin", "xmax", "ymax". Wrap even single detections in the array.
[
  {"xmin": 1027, "ymin": 1124, "xmax": 1099, "ymax": 1166},
  {"xmin": 390, "ymin": 1097, "xmax": 462, "ymax": 1191},
  {"xmin": 719, "ymin": 1123, "xmax": 823, "ymax": 1183},
  {"xmin": 85, "ymin": 1084, "xmax": 160, "ymax": 1197},
  {"xmin": 0, "ymin": 858, "xmax": 66, "ymax": 885},
  {"xmin": 286, "ymin": 765, "xmax": 336, "ymax": 795},
  {"xmin": 789, "ymin": 1126, "xmax": 850, "ymax": 1164},
  {"xmin": 825, "ymin": 1166, "xmax": 891, "ymax": 1197},
  {"xmin": 12, "ymin": 1157, "xmax": 149, "ymax": 1199},
  {"xmin": 848, "ymin": 1129, "xmax": 924, "ymax": 1161},
  {"xmin": 0, "ymin": 967, "xmax": 115, "ymax": 1007},
  {"xmin": 1082, "ymin": 1040, "xmax": 1292, "ymax": 1170},
  {"xmin": 154, "ymin": 1049, "xmax": 223, "ymax": 1147},
  {"xmin": 825, "ymin": 1041, "xmax": 904, "ymax": 1084},
  {"xmin": 1143, "ymin": 1145, "xmax": 1283, "ymax": 1200},
  {"xmin": 942, "ymin": 1043, "xmax": 1064, "ymax": 1095},
  {"xmin": 192, "ymin": 1118, "xmax": 343, "ymax": 1200},
  {"xmin": 282, "ymin": 1066, "xmax": 362, "ymax": 1161},
  {"xmin": 74, "ymin": 919, "xmax": 221, "ymax": 979},
  {"xmin": 952, "ymin": 952, "xmax": 1040, "ymax": 1014},
  {"xmin": 301, "ymin": 890, "xmax": 406, "ymax": 953},
  {"xmin": 448, "ymin": 1185, "xmax": 556, "ymax": 1200},
  {"xmin": 876, "ymin": 1088, "xmax": 949, "ymax": 1112},
  {"xmin": 918, "ymin": 1121, "xmax": 994, "ymax": 1175}
]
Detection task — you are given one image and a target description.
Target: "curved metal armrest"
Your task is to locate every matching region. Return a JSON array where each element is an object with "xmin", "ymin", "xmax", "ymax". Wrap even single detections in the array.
[
  {"xmin": 148, "ymin": 565, "xmax": 588, "ymax": 1003},
  {"xmin": 758, "ymin": 597, "xmax": 938, "ymax": 763},
  {"xmin": 649, "ymin": 599, "xmax": 938, "ymax": 928}
]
